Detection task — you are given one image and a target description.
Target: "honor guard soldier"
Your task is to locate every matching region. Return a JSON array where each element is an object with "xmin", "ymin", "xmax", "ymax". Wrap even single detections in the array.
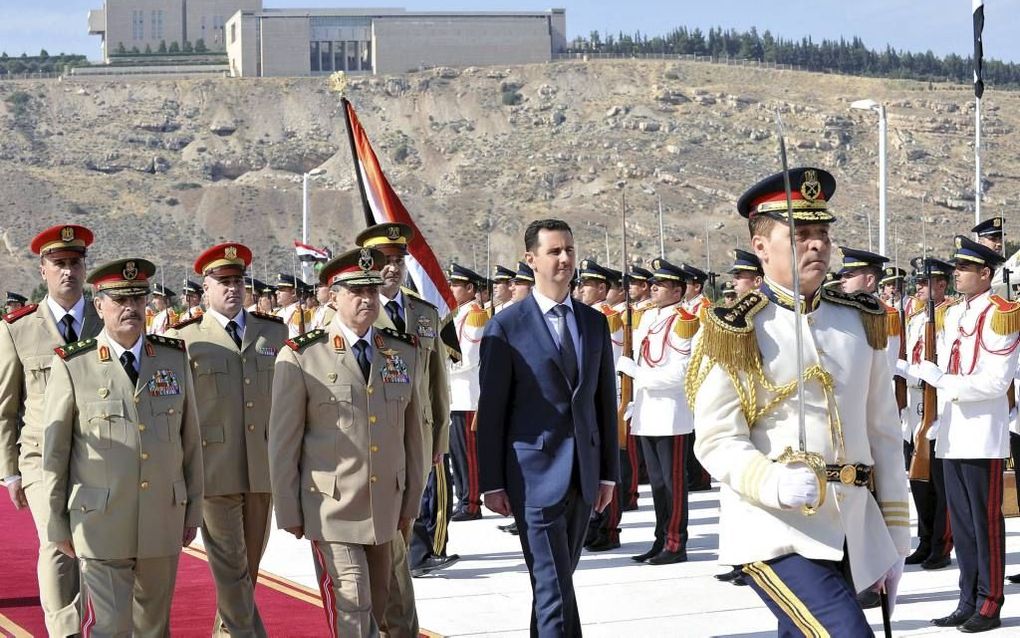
[
  {"xmin": 509, "ymin": 261, "xmax": 535, "ymax": 303},
  {"xmin": 168, "ymin": 243, "xmax": 288, "ymax": 637},
  {"xmin": 489, "ymin": 265, "xmax": 515, "ymax": 314},
  {"xmin": 0, "ymin": 224, "xmax": 101, "ymax": 636},
  {"xmin": 269, "ymin": 248, "xmax": 424, "ymax": 637},
  {"xmin": 908, "ymin": 236, "xmax": 1020, "ymax": 632},
  {"xmin": 355, "ymin": 223, "xmax": 455, "ymax": 637},
  {"xmin": 899, "ymin": 257, "xmax": 954, "ymax": 571},
  {"xmin": 689, "ymin": 167, "xmax": 909, "ymax": 635},
  {"xmin": 881, "ymin": 267, "xmax": 908, "ymax": 309},
  {"xmin": 446, "ymin": 263, "xmax": 488, "ymax": 521},
  {"xmin": 147, "ymin": 284, "xmax": 178, "ymax": 336},
  {"xmin": 311, "ymin": 283, "xmax": 337, "ymax": 329},
  {"xmin": 971, "ymin": 217, "xmax": 1018, "ymax": 299},
  {"xmin": 616, "ymin": 266, "xmax": 653, "ymax": 316},
  {"xmin": 822, "ymin": 271, "xmax": 842, "ymax": 290},
  {"xmin": 4, "ymin": 291, "xmax": 27, "ymax": 314},
  {"xmin": 179, "ymin": 280, "xmax": 205, "ymax": 322},
  {"xmin": 606, "ymin": 268, "xmax": 626, "ymax": 308},
  {"xmin": 42, "ymin": 257, "xmax": 204, "ymax": 637},
  {"xmin": 720, "ymin": 281, "xmax": 738, "ymax": 304},
  {"xmin": 274, "ymin": 274, "xmax": 309, "ymax": 337},
  {"xmin": 617, "ymin": 258, "xmax": 698, "ymax": 565},
  {"xmin": 730, "ymin": 249, "xmax": 764, "ymax": 296},
  {"xmin": 679, "ymin": 263, "xmax": 713, "ymax": 492}
]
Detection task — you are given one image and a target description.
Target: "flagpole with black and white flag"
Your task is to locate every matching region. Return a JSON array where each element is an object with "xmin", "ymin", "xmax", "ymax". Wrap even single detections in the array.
[{"xmin": 974, "ymin": 0, "xmax": 985, "ymax": 224}]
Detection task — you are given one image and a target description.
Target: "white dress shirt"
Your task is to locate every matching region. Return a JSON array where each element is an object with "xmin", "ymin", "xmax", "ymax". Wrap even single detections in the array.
[
  {"xmin": 334, "ymin": 317, "xmax": 374, "ymax": 363},
  {"xmin": 104, "ymin": 331, "xmax": 144, "ymax": 376},
  {"xmin": 207, "ymin": 307, "xmax": 247, "ymax": 339},
  {"xmin": 47, "ymin": 295, "xmax": 86, "ymax": 341},
  {"xmin": 531, "ymin": 289, "xmax": 582, "ymax": 365}
]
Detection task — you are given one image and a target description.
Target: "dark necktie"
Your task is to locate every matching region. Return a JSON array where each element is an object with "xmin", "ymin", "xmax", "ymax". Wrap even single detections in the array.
[
  {"xmin": 551, "ymin": 304, "xmax": 578, "ymax": 386},
  {"xmin": 226, "ymin": 320, "xmax": 242, "ymax": 349},
  {"xmin": 120, "ymin": 351, "xmax": 139, "ymax": 386},
  {"xmin": 353, "ymin": 339, "xmax": 371, "ymax": 382},
  {"xmin": 385, "ymin": 300, "xmax": 406, "ymax": 333},
  {"xmin": 61, "ymin": 315, "xmax": 78, "ymax": 344}
]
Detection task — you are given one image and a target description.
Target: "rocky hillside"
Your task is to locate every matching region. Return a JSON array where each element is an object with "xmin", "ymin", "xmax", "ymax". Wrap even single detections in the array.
[{"xmin": 1, "ymin": 59, "xmax": 1018, "ymax": 295}]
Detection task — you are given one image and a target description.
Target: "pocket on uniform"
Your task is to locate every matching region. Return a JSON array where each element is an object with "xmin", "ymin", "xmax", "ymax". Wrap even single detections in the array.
[
  {"xmin": 320, "ymin": 384, "xmax": 352, "ymax": 429},
  {"xmin": 201, "ymin": 425, "xmax": 225, "ymax": 446},
  {"xmin": 193, "ymin": 358, "xmax": 229, "ymax": 397},
  {"xmin": 82, "ymin": 400, "xmax": 126, "ymax": 450},
  {"xmin": 24, "ymin": 356, "xmax": 52, "ymax": 394},
  {"xmin": 310, "ymin": 470, "xmax": 339, "ymax": 500},
  {"xmin": 150, "ymin": 399, "xmax": 181, "ymax": 442},
  {"xmin": 172, "ymin": 479, "xmax": 188, "ymax": 506},
  {"xmin": 68, "ymin": 485, "xmax": 110, "ymax": 514}
]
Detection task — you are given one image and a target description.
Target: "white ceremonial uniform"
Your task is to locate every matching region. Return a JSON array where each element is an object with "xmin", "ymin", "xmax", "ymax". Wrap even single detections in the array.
[
  {"xmin": 902, "ymin": 301, "xmax": 928, "ymax": 443},
  {"xmin": 594, "ymin": 301, "xmax": 624, "ymax": 366},
  {"xmin": 447, "ymin": 303, "xmax": 485, "ymax": 411},
  {"xmin": 629, "ymin": 303, "xmax": 694, "ymax": 437}
]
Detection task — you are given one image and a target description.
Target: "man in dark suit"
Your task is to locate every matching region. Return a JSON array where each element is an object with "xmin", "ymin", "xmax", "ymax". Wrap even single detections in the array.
[{"xmin": 477, "ymin": 219, "xmax": 619, "ymax": 637}]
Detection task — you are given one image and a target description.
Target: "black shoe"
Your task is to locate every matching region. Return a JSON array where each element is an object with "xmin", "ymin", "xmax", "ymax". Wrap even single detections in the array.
[
  {"xmin": 958, "ymin": 613, "xmax": 1001, "ymax": 633},
  {"xmin": 410, "ymin": 554, "xmax": 461, "ymax": 578},
  {"xmin": 688, "ymin": 481, "xmax": 712, "ymax": 492},
  {"xmin": 585, "ymin": 537, "xmax": 621, "ymax": 552},
  {"xmin": 497, "ymin": 522, "xmax": 517, "ymax": 532},
  {"xmin": 857, "ymin": 590, "xmax": 881, "ymax": 609},
  {"xmin": 932, "ymin": 609, "xmax": 974, "ymax": 627},
  {"xmin": 622, "ymin": 500, "xmax": 639, "ymax": 512},
  {"xmin": 921, "ymin": 555, "xmax": 951, "ymax": 570},
  {"xmin": 647, "ymin": 549, "xmax": 687, "ymax": 565},
  {"xmin": 715, "ymin": 566, "xmax": 744, "ymax": 583},
  {"xmin": 1007, "ymin": 573, "xmax": 1020, "ymax": 584},
  {"xmin": 732, "ymin": 574, "xmax": 747, "ymax": 586},
  {"xmin": 905, "ymin": 546, "xmax": 932, "ymax": 565},
  {"xmin": 631, "ymin": 545, "xmax": 663, "ymax": 563},
  {"xmin": 451, "ymin": 509, "xmax": 481, "ymax": 522}
]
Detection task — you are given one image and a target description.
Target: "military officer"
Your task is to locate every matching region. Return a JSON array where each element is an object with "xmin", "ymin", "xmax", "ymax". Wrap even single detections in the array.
[
  {"xmin": 354, "ymin": 223, "xmax": 454, "ymax": 637},
  {"xmin": 269, "ymin": 248, "xmax": 425, "ymax": 637},
  {"xmin": 509, "ymin": 261, "xmax": 534, "ymax": 303},
  {"xmin": 168, "ymin": 243, "xmax": 288, "ymax": 637},
  {"xmin": 179, "ymin": 280, "xmax": 205, "ymax": 322},
  {"xmin": 42, "ymin": 257, "xmax": 203, "ymax": 637},
  {"xmin": 446, "ymin": 263, "xmax": 489, "ymax": 521},
  {"xmin": 908, "ymin": 236, "xmax": 1020, "ymax": 632},
  {"xmin": 0, "ymin": 224, "xmax": 101, "ymax": 636},
  {"xmin": 147, "ymin": 283, "xmax": 178, "ymax": 336},
  {"xmin": 898, "ymin": 257, "xmax": 954, "ymax": 571},
  {"xmin": 689, "ymin": 168, "xmax": 909, "ymax": 634},
  {"xmin": 618, "ymin": 259, "xmax": 697, "ymax": 565},
  {"xmin": 729, "ymin": 249, "xmax": 764, "ymax": 296},
  {"xmin": 4, "ymin": 291, "xmax": 27, "ymax": 314}
]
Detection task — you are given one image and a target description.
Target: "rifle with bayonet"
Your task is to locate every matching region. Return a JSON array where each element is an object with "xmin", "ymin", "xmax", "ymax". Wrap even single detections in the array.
[
  {"xmin": 618, "ymin": 193, "xmax": 634, "ymax": 448},
  {"xmin": 909, "ymin": 258, "xmax": 939, "ymax": 481},
  {"xmin": 894, "ymin": 259, "xmax": 908, "ymax": 414}
]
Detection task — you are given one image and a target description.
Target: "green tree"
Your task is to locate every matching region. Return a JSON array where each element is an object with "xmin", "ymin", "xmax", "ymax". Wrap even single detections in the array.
[
  {"xmin": 168, "ymin": 41, "xmax": 180, "ymax": 54},
  {"xmin": 38, "ymin": 49, "xmax": 49, "ymax": 60},
  {"xmin": 194, "ymin": 38, "xmax": 206, "ymax": 53},
  {"xmin": 182, "ymin": 40, "xmax": 193, "ymax": 53},
  {"xmin": 144, "ymin": 43, "xmax": 152, "ymax": 55},
  {"xmin": 115, "ymin": 42, "xmax": 127, "ymax": 55},
  {"xmin": 158, "ymin": 40, "xmax": 167, "ymax": 54}
]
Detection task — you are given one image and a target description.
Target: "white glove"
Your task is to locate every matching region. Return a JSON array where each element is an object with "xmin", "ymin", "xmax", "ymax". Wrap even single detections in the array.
[
  {"xmin": 776, "ymin": 463, "xmax": 820, "ymax": 510},
  {"xmin": 894, "ymin": 358, "xmax": 910, "ymax": 380},
  {"xmin": 623, "ymin": 402, "xmax": 634, "ymax": 421},
  {"xmin": 925, "ymin": 418, "xmax": 941, "ymax": 441},
  {"xmin": 870, "ymin": 557, "xmax": 905, "ymax": 616},
  {"xmin": 616, "ymin": 356, "xmax": 637, "ymax": 378},
  {"xmin": 909, "ymin": 360, "xmax": 944, "ymax": 388}
]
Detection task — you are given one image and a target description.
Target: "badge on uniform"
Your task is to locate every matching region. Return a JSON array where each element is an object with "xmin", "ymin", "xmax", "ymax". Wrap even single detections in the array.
[
  {"xmin": 256, "ymin": 343, "xmax": 277, "ymax": 357},
  {"xmin": 148, "ymin": 369, "xmax": 181, "ymax": 396},
  {"xmin": 416, "ymin": 315, "xmax": 435, "ymax": 339},
  {"xmin": 381, "ymin": 351, "xmax": 410, "ymax": 384}
]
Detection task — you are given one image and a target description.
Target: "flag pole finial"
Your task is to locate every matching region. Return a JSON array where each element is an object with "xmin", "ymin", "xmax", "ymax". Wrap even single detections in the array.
[{"xmin": 329, "ymin": 71, "xmax": 349, "ymax": 97}]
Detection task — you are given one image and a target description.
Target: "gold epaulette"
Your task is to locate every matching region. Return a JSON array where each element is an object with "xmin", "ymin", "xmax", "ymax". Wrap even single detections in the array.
[
  {"xmin": 380, "ymin": 326, "xmax": 418, "ymax": 347},
  {"xmin": 989, "ymin": 295, "xmax": 1020, "ymax": 336},
  {"xmin": 934, "ymin": 300, "xmax": 951, "ymax": 333},
  {"xmin": 821, "ymin": 287, "xmax": 887, "ymax": 349},
  {"xmin": 673, "ymin": 306, "xmax": 700, "ymax": 339},
  {"xmin": 603, "ymin": 309, "xmax": 623, "ymax": 334},
  {"xmin": 54, "ymin": 337, "xmax": 97, "ymax": 360},
  {"xmin": 251, "ymin": 311, "xmax": 284, "ymax": 324},
  {"xmin": 147, "ymin": 334, "xmax": 185, "ymax": 350},
  {"xmin": 465, "ymin": 305, "xmax": 489, "ymax": 329},
  {"xmin": 285, "ymin": 329, "xmax": 326, "ymax": 351},
  {"xmin": 885, "ymin": 303, "xmax": 901, "ymax": 337},
  {"xmin": 697, "ymin": 290, "xmax": 768, "ymax": 372}
]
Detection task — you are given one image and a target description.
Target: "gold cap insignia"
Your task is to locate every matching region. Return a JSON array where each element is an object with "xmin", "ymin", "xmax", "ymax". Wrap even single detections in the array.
[
  {"xmin": 580, "ymin": 260, "xmax": 589, "ymax": 270},
  {"xmin": 956, "ymin": 237, "xmax": 963, "ymax": 248},
  {"xmin": 225, "ymin": 246, "xmax": 238, "ymax": 260},
  {"xmin": 994, "ymin": 218, "xmax": 1002, "ymax": 228},
  {"xmin": 651, "ymin": 258, "xmax": 662, "ymax": 269},
  {"xmin": 61, "ymin": 226, "xmax": 75, "ymax": 242},
  {"xmin": 387, "ymin": 226, "xmax": 401, "ymax": 240},
  {"xmin": 123, "ymin": 261, "xmax": 139, "ymax": 280},
  {"xmin": 800, "ymin": 169, "xmax": 821, "ymax": 202},
  {"xmin": 358, "ymin": 248, "xmax": 374, "ymax": 271}
]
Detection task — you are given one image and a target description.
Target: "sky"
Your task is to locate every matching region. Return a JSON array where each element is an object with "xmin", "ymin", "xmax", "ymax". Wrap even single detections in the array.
[{"xmin": 1, "ymin": 0, "xmax": 1018, "ymax": 63}]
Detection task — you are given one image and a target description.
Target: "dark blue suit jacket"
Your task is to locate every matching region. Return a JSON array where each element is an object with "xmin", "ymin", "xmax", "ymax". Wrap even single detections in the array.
[{"xmin": 477, "ymin": 293, "xmax": 620, "ymax": 508}]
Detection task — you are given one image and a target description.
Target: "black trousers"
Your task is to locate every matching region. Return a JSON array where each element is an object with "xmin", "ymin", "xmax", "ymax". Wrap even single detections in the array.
[
  {"xmin": 640, "ymin": 434, "xmax": 689, "ymax": 554},
  {"xmin": 943, "ymin": 458, "xmax": 1006, "ymax": 618},
  {"xmin": 409, "ymin": 457, "xmax": 453, "ymax": 567},
  {"xmin": 909, "ymin": 439, "xmax": 953, "ymax": 561},
  {"xmin": 449, "ymin": 411, "xmax": 480, "ymax": 514},
  {"xmin": 621, "ymin": 434, "xmax": 641, "ymax": 508},
  {"xmin": 686, "ymin": 429, "xmax": 711, "ymax": 488}
]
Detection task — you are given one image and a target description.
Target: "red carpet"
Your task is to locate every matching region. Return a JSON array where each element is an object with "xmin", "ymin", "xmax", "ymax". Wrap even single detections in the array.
[{"xmin": 0, "ymin": 501, "xmax": 325, "ymax": 637}]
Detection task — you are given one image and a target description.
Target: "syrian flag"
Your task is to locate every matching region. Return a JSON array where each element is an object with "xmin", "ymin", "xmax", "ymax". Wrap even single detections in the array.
[
  {"xmin": 973, "ymin": 0, "xmax": 985, "ymax": 98},
  {"xmin": 341, "ymin": 98, "xmax": 455, "ymax": 318},
  {"xmin": 294, "ymin": 241, "xmax": 329, "ymax": 262}
]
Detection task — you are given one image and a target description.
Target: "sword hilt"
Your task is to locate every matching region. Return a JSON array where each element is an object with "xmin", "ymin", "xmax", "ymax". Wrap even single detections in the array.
[{"xmin": 776, "ymin": 446, "xmax": 827, "ymax": 516}]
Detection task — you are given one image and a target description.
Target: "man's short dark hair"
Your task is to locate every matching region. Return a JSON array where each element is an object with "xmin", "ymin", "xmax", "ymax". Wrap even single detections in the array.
[{"xmin": 525, "ymin": 219, "xmax": 573, "ymax": 252}]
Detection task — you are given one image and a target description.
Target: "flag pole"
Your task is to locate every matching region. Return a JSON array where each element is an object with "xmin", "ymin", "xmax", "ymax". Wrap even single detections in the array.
[
  {"xmin": 973, "ymin": 0, "xmax": 985, "ymax": 224},
  {"xmin": 975, "ymin": 95, "xmax": 982, "ymax": 224}
]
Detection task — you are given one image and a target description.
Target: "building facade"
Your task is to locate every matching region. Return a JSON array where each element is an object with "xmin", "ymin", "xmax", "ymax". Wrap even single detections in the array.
[{"xmin": 224, "ymin": 8, "xmax": 567, "ymax": 77}]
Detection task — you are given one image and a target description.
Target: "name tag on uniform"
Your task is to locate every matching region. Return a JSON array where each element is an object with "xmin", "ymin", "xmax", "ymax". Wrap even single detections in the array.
[
  {"xmin": 416, "ymin": 316, "xmax": 436, "ymax": 339},
  {"xmin": 148, "ymin": 369, "xmax": 181, "ymax": 396},
  {"xmin": 381, "ymin": 351, "xmax": 410, "ymax": 384}
]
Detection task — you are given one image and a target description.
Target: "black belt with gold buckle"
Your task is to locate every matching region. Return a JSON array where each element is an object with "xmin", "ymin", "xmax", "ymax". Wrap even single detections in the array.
[{"xmin": 824, "ymin": 463, "xmax": 873, "ymax": 488}]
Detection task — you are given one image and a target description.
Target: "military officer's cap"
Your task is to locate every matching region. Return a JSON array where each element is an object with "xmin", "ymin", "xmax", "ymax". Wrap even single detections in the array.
[
  {"xmin": 30, "ymin": 224, "xmax": 94, "ymax": 257},
  {"xmin": 911, "ymin": 256, "xmax": 953, "ymax": 279},
  {"xmin": 492, "ymin": 265, "xmax": 515, "ymax": 282},
  {"xmin": 194, "ymin": 242, "xmax": 252, "ymax": 276},
  {"xmin": 721, "ymin": 281, "xmax": 737, "ymax": 297},
  {"xmin": 578, "ymin": 259, "xmax": 614, "ymax": 282},
  {"xmin": 87, "ymin": 258, "xmax": 156, "ymax": 297},
  {"xmin": 626, "ymin": 266, "xmax": 653, "ymax": 284},
  {"xmin": 514, "ymin": 261, "xmax": 535, "ymax": 283},
  {"xmin": 5, "ymin": 291, "xmax": 27, "ymax": 304},
  {"xmin": 275, "ymin": 273, "xmax": 301, "ymax": 289},
  {"xmin": 879, "ymin": 266, "xmax": 906, "ymax": 287},
  {"xmin": 152, "ymin": 283, "xmax": 175, "ymax": 298},
  {"xmin": 840, "ymin": 247, "xmax": 889, "ymax": 272},
  {"xmin": 355, "ymin": 222, "xmax": 414, "ymax": 252},
  {"xmin": 448, "ymin": 263, "xmax": 485, "ymax": 286},
  {"xmin": 607, "ymin": 268, "xmax": 624, "ymax": 286},
  {"xmin": 681, "ymin": 263, "xmax": 709, "ymax": 284},
  {"xmin": 952, "ymin": 235, "xmax": 1006, "ymax": 268},
  {"xmin": 736, "ymin": 167, "xmax": 837, "ymax": 223},
  {"xmin": 182, "ymin": 280, "xmax": 203, "ymax": 295},
  {"xmin": 729, "ymin": 248, "xmax": 763, "ymax": 275},
  {"xmin": 320, "ymin": 248, "xmax": 385, "ymax": 287},
  {"xmin": 971, "ymin": 217, "xmax": 1003, "ymax": 238},
  {"xmin": 822, "ymin": 271, "xmax": 842, "ymax": 289},
  {"xmin": 649, "ymin": 258, "xmax": 685, "ymax": 283}
]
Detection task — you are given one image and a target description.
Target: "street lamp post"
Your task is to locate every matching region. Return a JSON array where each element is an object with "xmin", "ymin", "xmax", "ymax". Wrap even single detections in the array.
[
  {"xmin": 851, "ymin": 99, "xmax": 887, "ymax": 257},
  {"xmin": 302, "ymin": 168, "xmax": 327, "ymax": 283}
]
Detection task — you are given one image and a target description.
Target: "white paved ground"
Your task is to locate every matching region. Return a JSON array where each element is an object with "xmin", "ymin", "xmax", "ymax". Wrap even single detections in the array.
[{"xmin": 248, "ymin": 485, "xmax": 1020, "ymax": 637}]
